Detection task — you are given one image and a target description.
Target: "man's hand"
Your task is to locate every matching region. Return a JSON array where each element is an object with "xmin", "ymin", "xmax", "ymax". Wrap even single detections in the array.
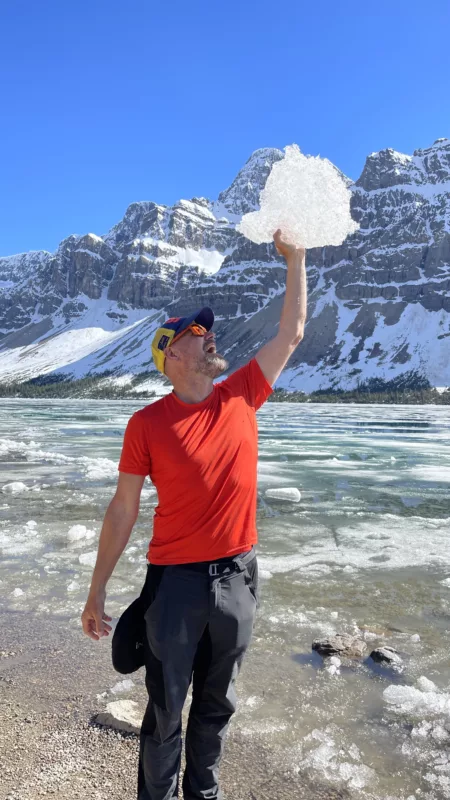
[
  {"xmin": 273, "ymin": 229, "xmax": 305, "ymax": 260},
  {"xmin": 81, "ymin": 589, "xmax": 112, "ymax": 641}
]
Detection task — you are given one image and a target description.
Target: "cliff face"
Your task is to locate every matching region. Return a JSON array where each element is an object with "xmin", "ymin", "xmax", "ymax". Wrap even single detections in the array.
[{"xmin": 0, "ymin": 139, "xmax": 449, "ymax": 391}]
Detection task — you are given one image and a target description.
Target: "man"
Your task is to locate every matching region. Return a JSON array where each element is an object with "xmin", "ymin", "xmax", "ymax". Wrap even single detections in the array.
[{"xmin": 81, "ymin": 230, "xmax": 307, "ymax": 800}]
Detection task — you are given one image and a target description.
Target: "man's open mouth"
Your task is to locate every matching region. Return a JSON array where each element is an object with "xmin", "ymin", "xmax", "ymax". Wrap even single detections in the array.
[{"xmin": 205, "ymin": 343, "xmax": 216, "ymax": 354}]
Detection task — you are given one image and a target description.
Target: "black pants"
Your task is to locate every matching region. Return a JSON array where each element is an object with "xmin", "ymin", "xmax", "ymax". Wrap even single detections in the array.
[{"xmin": 137, "ymin": 550, "xmax": 258, "ymax": 800}]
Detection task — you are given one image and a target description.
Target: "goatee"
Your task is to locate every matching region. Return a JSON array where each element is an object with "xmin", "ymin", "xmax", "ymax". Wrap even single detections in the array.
[{"xmin": 197, "ymin": 351, "xmax": 229, "ymax": 379}]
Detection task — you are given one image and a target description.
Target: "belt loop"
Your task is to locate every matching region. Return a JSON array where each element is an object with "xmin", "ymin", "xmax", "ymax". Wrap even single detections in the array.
[{"xmin": 209, "ymin": 563, "xmax": 219, "ymax": 577}]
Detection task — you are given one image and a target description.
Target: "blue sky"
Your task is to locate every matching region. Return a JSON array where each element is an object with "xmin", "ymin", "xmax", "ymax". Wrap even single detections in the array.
[{"xmin": 1, "ymin": 0, "xmax": 449, "ymax": 256}]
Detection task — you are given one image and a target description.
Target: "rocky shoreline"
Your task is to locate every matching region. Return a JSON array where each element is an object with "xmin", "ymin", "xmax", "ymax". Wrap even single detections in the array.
[{"xmin": 0, "ymin": 609, "xmax": 348, "ymax": 800}]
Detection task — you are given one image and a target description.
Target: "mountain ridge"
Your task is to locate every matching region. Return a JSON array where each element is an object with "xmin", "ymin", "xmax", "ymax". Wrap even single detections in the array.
[{"xmin": 0, "ymin": 139, "xmax": 449, "ymax": 393}]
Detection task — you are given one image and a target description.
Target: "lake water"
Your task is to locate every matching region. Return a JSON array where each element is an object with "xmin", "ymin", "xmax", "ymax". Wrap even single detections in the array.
[{"xmin": 1, "ymin": 399, "xmax": 450, "ymax": 800}]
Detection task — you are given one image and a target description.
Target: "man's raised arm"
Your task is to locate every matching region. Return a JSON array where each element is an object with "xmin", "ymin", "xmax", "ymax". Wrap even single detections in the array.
[{"xmin": 255, "ymin": 229, "xmax": 307, "ymax": 386}]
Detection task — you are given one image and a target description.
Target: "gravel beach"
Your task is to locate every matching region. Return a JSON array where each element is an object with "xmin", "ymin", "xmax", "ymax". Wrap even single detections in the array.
[{"xmin": 0, "ymin": 609, "xmax": 348, "ymax": 800}]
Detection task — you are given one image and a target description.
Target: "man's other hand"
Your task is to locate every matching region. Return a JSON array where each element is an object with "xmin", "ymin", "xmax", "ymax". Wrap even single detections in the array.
[
  {"xmin": 81, "ymin": 590, "xmax": 112, "ymax": 640},
  {"xmin": 273, "ymin": 229, "xmax": 305, "ymax": 259}
]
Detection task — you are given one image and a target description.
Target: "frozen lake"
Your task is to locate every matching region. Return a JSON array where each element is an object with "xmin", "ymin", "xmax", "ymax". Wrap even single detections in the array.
[{"xmin": 1, "ymin": 399, "xmax": 450, "ymax": 799}]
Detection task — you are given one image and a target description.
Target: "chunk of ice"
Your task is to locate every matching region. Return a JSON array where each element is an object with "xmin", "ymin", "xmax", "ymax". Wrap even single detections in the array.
[
  {"xmin": 416, "ymin": 676, "xmax": 437, "ymax": 693},
  {"xmin": 11, "ymin": 587, "xmax": 25, "ymax": 597},
  {"xmin": 384, "ymin": 683, "xmax": 450, "ymax": 717},
  {"xmin": 2, "ymin": 481, "xmax": 29, "ymax": 494},
  {"xmin": 79, "ymin": 551, "xmax": 97, "ymax": 567},
  {"xmin": 67, "ymin": 524, "xmax": 96, "ymax": 542},
  {"xmin": 264, "ymin": 487, "xmax": 301, "ymax": 502},
  {"xmin": 237, "ymin": 144, "xmax": 359, "ymax": 249},
  {"xmin": 329, "ymin": 656, "xmax": 341, "ymax": 667},
  {"xmin": 410, "ymin": 633, "xmax": 421, "ymax": 643},
  {"xmin": 110, "ymin": 678, "xmax": 135, "ymax": 694}
]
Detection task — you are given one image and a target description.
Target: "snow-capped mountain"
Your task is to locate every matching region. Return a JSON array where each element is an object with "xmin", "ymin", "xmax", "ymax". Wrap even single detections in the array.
[{"xmin": 0, "ymin": 139, "xmax": 449, "ymax": 392}]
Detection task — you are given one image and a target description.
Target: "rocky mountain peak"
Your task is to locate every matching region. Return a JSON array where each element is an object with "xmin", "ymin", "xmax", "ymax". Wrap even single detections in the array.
[
  {"xmin": 356, "ymin": 139, "xmax": 450, "ymax": 192},
  {"xmin": 216, "ymin": 147, "xmax": 284, "ymax": 215}
]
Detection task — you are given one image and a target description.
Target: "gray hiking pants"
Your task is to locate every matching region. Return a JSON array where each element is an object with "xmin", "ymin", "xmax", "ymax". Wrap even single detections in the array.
[{"xmin": 137, "ymin": 548, "xmax": 258, "ymax": 800}]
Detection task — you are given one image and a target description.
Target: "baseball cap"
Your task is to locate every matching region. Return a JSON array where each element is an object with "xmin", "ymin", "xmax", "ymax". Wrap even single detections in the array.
[
  {"xmin": 111, "ymin": 596, "xmax": 145, "ymax": 674},
  {"xmin": 151, "ymin": 306, "xmax": 214, "ymax": 374}
]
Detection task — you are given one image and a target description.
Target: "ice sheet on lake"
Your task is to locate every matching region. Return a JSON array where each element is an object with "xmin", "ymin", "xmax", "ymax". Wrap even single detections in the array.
[
  {"xmin": 237, "ymin": 145, "xmax": 359, "ymax": 249},
  {"xmin": 258, "ymin": 515, "xmax": 450, "ymax": 576}
]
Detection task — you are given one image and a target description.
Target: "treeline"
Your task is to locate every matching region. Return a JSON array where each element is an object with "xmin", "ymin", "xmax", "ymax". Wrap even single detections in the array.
[
  {"xmin": 0, "ymin": 371, "xmax": 161, "ymax": 400},
  {"xmin": 0, "ymin": 373, "xmax": 449, "ymax": 404},
  {"xmin": 268, "ymin": 387, "xmax": 450, "ymax": 405}
]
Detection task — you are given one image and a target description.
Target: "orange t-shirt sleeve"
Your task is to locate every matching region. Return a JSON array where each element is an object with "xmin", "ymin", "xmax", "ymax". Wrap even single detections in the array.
[
  {"xmin": 223, "ymin": 358, "xmax": 273, "ymax": 411},
  {"xmin": 118, "ymin": 412, "xmax": 151, "ymax": 475}
]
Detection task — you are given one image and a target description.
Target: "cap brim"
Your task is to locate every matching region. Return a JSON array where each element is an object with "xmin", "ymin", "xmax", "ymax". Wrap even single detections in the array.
[{"xmin": 177, "ymin": 307, "xmax": 214, "ymax": 335}]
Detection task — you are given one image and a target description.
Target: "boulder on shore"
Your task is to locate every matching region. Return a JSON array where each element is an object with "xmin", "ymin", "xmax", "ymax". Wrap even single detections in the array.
[
  {"xmin": 312, "ymin": 633, "xmax": 367, "ymax": 659},
  {"xmin": 370, "ymin": 646, "xmax": 402, "ymax": 666}
]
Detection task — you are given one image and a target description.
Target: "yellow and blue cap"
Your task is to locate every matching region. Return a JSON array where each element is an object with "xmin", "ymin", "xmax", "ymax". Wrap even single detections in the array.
[{"xmin": 151, "ymin": 307, "xmax": 214, "ymax": 374}]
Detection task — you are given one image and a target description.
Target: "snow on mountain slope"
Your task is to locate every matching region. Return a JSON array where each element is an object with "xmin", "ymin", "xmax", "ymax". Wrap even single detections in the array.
[{"xmin": 0, "ymin": 139, "xmax": 449, "ymax": 391}]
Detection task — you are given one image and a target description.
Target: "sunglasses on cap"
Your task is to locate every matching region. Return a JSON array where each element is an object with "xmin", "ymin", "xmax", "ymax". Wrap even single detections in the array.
[{"xmin": 171, "ymin": 322, "xmax": 207, "ymax": 345}]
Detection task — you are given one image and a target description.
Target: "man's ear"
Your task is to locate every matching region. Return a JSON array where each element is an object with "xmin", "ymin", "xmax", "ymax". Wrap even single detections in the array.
[{"xmin": 164, "ymin": 345, "xmax": 178, "ymax": 363}]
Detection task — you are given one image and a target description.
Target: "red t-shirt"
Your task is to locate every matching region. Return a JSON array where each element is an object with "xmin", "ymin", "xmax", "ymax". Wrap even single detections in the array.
[{"xmin": 118, "ymin": 358, "xmax": 273, "ymax": 564}]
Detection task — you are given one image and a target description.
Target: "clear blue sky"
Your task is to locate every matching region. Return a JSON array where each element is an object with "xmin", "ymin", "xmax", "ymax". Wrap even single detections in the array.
[{"xmin": 1, "ymin": 0, "xmax": 449, "ymax": 257}]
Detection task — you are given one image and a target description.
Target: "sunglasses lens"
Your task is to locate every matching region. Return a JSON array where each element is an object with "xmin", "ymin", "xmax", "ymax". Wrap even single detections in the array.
[{"xmin": 190, "ymin": 324, "xmax": 207, "ymax": 336}]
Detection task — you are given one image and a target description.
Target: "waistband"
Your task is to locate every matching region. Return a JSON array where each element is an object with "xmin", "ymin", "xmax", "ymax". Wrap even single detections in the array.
[{"xmin": 149, "ymin": 548, "xmax": 256, "ymax": 578}]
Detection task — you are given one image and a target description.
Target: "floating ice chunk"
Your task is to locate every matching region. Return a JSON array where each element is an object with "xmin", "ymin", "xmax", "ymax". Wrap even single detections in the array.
[
  {"xmin": 330, "ymin": 611, "xmax": 339, "ymax": 619},
  {"xmin": 325, "ymin": 656, "xmax": 341, "ymax": 677},
  {"xmin": 25, "ymin": 520, "xmax": 37, "ymax": 529},
  {"xmin": 259, "ymin": 569, "xmax": 273, "ymax": 580},
  {"xmin": 384, "ymin": 683, "xmax": 450, "ymax": 717},
  {"xmin": 67, "ymin": 524, "xmax": 96, "ymax": 542},
  {"xmin": 348, "ymin": 743, "xmax": 361, "ymax": 762},
  {"xmin": 110, "ymin": 678, "xmax": 135, "ymax": 694},
  {"xmin": 299, "ymin": 729, "xmax": 375, "ymax": 789},
  {"xmin": 440, "ymin": 577, "xmax": 450, "ymax": 587},
  {"xmin": 68, "ymin": 524, "xmax": 88, "ymax": 542},
  {"xmin": 342, "ymin": 565, "xmax": 356, "ymax": 574},
  {"xmin": 337, "ymin": 762, "xmax": 375, "ymax": 789},
  {"xmin": 237, "ymin": 144, "xmax": 359, "ymax": 249},
  {"xmin": 11, "ymin": 587, "xmax": 25, "ymax": 597},
  {"xmin": 416, "ymin": 676, "xmax": 437, "ymax": 693},
  {"xmin": 67, "ymin": 581, "xmax": 80, "ymax": 593},
  {"xmin": 410, "ymin": 633, "xmax": 421, "ymax": 643},
  {"xmin": 2, "ymin": 482, "xmax": 29, "ymax": 494},
  {"xmin": 264, "ymin": 487, "xmax": 301, "ymax": 502},
  {"xmin": 79, "ymin": 551, "xmax": 97, "ymax": 567},
  {"xmin": 245, "ymin": 695, "xmax": 261, "ymax": 707}
]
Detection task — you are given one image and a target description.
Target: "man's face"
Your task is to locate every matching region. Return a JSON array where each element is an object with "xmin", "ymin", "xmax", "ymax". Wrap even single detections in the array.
[{"xmin": 168, "ymin": 328, "xmax": 228, "ymax": 379}]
